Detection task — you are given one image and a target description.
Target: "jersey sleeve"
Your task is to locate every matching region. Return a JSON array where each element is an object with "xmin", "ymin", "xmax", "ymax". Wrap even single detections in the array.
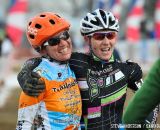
[
  {"xmin": 69, "ymin": 52, "xmax": 89, "ymax": 78},
  {"xmin": 123, "ymin": 59, "xmax": 160, "ymax": 125},
  {"xmin": 16, "ymin": 92, "xmax": 44, "ymax": 130}
]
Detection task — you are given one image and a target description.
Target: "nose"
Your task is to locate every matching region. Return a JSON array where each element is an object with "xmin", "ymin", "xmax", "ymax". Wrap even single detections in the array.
[
  {"xmin": 102, "ymin": 37, "xmax": 110, "ymax": 45},
  {"xmin": 58, "ymin": 39, "xmax": 67, "ymax": 46}
]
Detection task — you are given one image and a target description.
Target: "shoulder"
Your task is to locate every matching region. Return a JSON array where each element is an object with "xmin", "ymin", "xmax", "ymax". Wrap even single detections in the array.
[
  {"xmin": 115, "ymin": 59, "xmax": 142, "ymax": 77},
  {"xmin": 116, "ymin": 59, "xmax": 141, "ymax": 68},
  {"xmin": 69, "ymin": 52, "xmax": 89, "ymax": 77},
  {"xmin": 71, "ymin": 52, "xmax": 89, "ymax": 61},
  {"xmin": 113, "ymin": 59, "xmax": 135, "ymax": 68},
  {"xmin": 70, "ymin": 52, "xmax": 90, "ymax": 65},
  {"xmin": 125, "ymin": 59, "xmax": 142, "ymax": 71}
]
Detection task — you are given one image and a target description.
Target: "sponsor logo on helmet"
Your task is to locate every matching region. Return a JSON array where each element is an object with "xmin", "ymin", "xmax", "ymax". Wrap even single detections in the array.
[{"xmin": 28, "ymin": 26, "xmax": 38, "ymax": 35}]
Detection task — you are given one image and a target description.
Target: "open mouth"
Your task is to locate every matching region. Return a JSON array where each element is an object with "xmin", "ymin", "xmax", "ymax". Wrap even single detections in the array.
[{"xmin": 101, "ymin": 47, "xmax": 111, "ymax": 52}]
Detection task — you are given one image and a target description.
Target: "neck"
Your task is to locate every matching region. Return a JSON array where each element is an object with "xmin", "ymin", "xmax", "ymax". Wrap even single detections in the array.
[{"xmin": 43, "ymin": 55, "xmax": 69, "ymax": 64}]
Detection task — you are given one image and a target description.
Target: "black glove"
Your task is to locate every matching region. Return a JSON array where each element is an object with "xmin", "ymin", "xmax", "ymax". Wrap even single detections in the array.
[
  {"xmin": 18, "ymin": 71, "xmax": 45, "ymax": 97},
  {"xmin": 126, "ymin": 60, "xmax": 143, "ymax": 90},
  {"xmin": 17, "ymin": 57, "xmax": 45, "ymax": 97},
  {"xmin": 126, "ymin": 60, "xmax": 142, "ymax": 81}
]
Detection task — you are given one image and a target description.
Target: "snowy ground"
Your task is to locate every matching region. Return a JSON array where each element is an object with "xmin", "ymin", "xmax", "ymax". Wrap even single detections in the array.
[{"xmin": 0, "ymin": 56, "xmax": 24, "ymax": 108}]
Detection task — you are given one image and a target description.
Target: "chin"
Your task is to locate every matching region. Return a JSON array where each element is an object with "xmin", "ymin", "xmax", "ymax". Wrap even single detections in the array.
[
  {"xmin": 101, "ymin": 55, "xmax": 111, "ymax": 61},
  {"xmin": 102, "ymin": 58, "xmax": 110, "ymax": 61},
  {"xmin": 62, "ymin": 55, "xmax": 71, "ymax": 61}
]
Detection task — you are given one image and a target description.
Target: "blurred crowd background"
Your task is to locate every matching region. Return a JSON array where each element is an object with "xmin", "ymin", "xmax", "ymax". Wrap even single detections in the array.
[
  {"xmin": 0, "ymin": 0, "xmax": 160, "ymax": 129},
  {"xmin": 0, "ymin": 0, "xmax": 160, "ymax": 62}
]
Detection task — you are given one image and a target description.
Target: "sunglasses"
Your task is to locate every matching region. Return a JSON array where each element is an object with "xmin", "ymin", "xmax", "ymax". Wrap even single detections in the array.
[
  {"xmin": 44, "ymin": 31, "xmax": 70, "ymax": 46},
  {"xmin": 90, "ymin": 32, "xmax": 116, "ymax": 40}
]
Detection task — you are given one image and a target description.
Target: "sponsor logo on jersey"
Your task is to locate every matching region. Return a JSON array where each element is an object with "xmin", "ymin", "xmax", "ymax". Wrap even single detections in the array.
[{"xmin": 52, "ymin": 80, "xmax": 78, "ymax": 92}]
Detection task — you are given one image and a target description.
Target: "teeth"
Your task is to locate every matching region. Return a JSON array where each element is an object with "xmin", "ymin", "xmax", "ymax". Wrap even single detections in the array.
[
  {"xmin": 60, "ymin": 48, "xmax": 67, "ymax": 53},
  {"xmin": 102, "ymin": 48, "xmax": 110, "ymax": 51}
]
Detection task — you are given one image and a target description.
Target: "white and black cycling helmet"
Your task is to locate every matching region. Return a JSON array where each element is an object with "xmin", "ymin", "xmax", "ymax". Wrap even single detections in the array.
[{"xmin": 80, "ymin": 9, "xmax": 119, "ymax": 36}]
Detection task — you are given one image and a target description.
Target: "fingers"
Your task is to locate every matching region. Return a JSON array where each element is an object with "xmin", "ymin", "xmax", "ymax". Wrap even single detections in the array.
[
  {"xmin": 30, "ymin": 72, "xmax": 45, "ymax": 85},
  {"xmin": 28, "ymin": 84, "xmax": 45, "ymax": 90},
  {"xmin": 23, "ymin": 85, "xmax": 44, "ymax": 97},
  {"xmin": 24, "ymin": 91, "xmax": 41, "ymax": 97},
  {"xmin": 27, "ymin": 78, "xmax": 45, "ymax": 85},
  {"xmin": 37, "ymin": 79, "xmax": 45, "ymax": 85},
  {"xmin": 20, "ymin": 71, "xmax": 46, "ymax": 97},
  {"xmin": 31, "ymin": 72, "xmax": 41, "ymax": 79}
]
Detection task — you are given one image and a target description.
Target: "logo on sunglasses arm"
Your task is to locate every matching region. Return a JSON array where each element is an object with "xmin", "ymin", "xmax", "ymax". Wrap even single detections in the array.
[{"xmin": 28, "ymin": 26, "xmax": 38, "ymax": 35}]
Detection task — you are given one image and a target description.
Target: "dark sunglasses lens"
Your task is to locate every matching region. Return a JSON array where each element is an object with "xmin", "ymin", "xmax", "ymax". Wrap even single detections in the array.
[
  {"xmin": 48, "ymin": 38, "xmax": 60, "ymax": 46},
  {"xmin": 93, "ymin": 33, "xmax": 105, "ymax": 40},
  {"xmin": 106, "ymin": 32, "xmax": 116, "ymax": 40},
  {"xmin": 47, "ymin": 31, "xmax": 70, "ymax": 46}
]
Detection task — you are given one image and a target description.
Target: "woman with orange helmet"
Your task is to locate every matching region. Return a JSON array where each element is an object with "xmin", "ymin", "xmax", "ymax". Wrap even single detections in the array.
[{"xmin": 16, "ymin": 12, "xmax": 82, "ymax": 130}]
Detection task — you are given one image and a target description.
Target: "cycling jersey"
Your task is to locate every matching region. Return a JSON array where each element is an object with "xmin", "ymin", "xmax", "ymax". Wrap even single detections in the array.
[
  {"xmin": 69, "ymin": 52, "xmax": 143, "ymax": 130},
  {"xmin": 16, "ymin": 57, "xmax": 82, "ymax": 130}
]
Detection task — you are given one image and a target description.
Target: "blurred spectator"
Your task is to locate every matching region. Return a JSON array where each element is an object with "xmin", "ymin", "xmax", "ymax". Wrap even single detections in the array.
[
  {"xmin": 113, "ymin": 48, "xmax": 122, "ymax": 61},
  {"xmin": 140, "ymin": 20, "xmax": 148, "ymax": 63},
  {"xmin": 1, "ymin": 35, "xmax": 13, "ymax": 56},
  {"xmin": 0, "ymin": 21, "xmax": 6, "ymax": 56}
]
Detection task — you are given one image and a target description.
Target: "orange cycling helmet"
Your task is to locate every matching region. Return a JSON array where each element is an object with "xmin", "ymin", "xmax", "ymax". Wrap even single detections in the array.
[{"xmin": 26, "ymin": 12, "xmax": 70, "ymax": 49}]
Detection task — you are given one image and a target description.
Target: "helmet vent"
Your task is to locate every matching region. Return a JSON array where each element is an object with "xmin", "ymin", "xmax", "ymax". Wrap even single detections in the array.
[
  {"xmin": 40, "ymin": 14, "xmax": 46, "ymax": 17},
  {"xmin": 84, "ymin": 16, "xmax": 88, "ymax": 21},
  {"xmin": 99, "ymin": 10, "xmax": 106, "ymax": 24},
  {"xmin": 49, "ymin": 19, "xmax": 55, "ymax": 25},
  {"xmin": 91, "ymin": 17, "xmax": 101, "ymax": 26},
  {"xmin": 82, "ymin": 23, "xmax": 92, "ymax": 28},
  {"xmin": 29, "ymin": 34, "xmax": 35, "ymax": 39},
  {"xmin": 91, "ymin": 12, "xmax": 97, "ymax": 15},
  {"xmin": 35, "ymin": 24, "xmax": 41, "ymax": 29},
  {"xmin": 109, "ymin": 17, "xmax": 115, "ymax": 26},
  {"xmin": 55, "ymin": 14, "xmax": 61, "ymax": 18}
]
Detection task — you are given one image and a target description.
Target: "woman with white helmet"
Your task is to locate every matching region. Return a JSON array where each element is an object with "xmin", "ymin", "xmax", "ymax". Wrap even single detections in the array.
[
  {"xmin": 78, "ymin": 9, "xmax": 157, "ymax": 130},
  {"xmin": 17, "ymin": 9, "xmax": 145, "ymax": 129},
  {"xmin": 75, "ymin": 8, "xmax": 143, "ymax": 130}
]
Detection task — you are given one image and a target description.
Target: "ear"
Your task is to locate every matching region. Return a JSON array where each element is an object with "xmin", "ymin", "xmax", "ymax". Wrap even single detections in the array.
[{"xmin": 39, "ymin": 48, "xmax": 47, "ymax": 55}]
